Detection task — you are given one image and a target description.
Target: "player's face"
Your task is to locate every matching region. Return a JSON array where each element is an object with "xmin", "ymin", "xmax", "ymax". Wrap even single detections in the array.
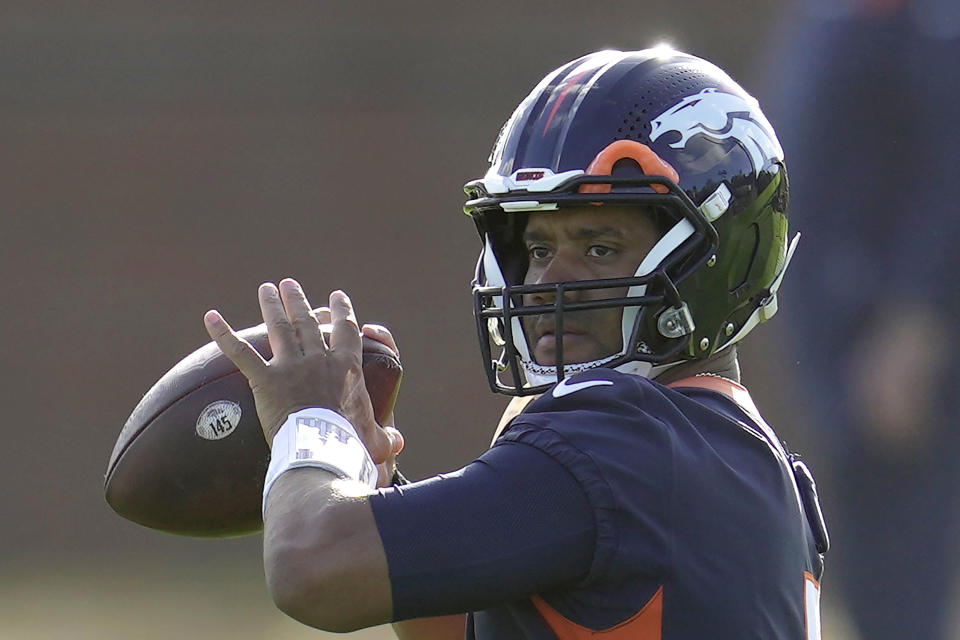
[{"xmin": 521, "ymin": 206, "xmax": 661, "ymax": 366}]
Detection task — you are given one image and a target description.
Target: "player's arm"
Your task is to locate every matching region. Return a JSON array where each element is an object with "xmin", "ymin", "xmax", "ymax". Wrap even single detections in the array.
[
  {"xmin": 204, "ymin": 280, "xmax": 402, "ymax": 630},
  {"xmin": 261, "ymin": 433, "xmax": 593, "ymax": 633},
  {"xmin": 262, "ymin": 469, "xmax": 394, "ymax": 632},
  {"xmin": 205, "ymin": 280, "xmax": 594, "ymax": 632}
]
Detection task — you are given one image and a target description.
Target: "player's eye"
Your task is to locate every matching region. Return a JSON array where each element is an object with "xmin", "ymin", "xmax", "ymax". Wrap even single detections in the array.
[
  {"xmin": 528, "ymin": 246, "xmax": 552, "ymax": 261},
  {"xmin": 587, "ymin": 245, "xmax": 616, "ymax": 258}
]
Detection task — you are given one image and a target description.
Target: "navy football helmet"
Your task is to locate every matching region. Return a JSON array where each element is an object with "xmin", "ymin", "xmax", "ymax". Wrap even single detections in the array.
[{"xmin": 465, "ymin": 48, "xmax": 798, "ymax": 396}]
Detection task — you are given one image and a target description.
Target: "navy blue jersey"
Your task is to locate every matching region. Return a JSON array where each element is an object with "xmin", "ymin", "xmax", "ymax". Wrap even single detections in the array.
[{"xmin": 370, "ymin": 370, "xmax": 825, "ymax": 639}]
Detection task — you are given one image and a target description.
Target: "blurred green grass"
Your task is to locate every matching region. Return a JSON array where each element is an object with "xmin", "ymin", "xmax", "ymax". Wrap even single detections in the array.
[{"xmin": 0, "ymin": 557, "xmax": 394, "ymax": 640}]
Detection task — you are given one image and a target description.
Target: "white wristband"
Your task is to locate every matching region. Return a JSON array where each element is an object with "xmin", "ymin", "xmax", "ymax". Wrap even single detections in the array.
[{"xmin": 262, "ymin": 408, "xmax": 378, "ymax": 515}]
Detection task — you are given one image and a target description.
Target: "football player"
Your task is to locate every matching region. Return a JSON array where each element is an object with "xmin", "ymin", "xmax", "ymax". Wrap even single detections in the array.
[{"xmin": 205, "ymin": 48, "xmax": 829, "ymax": 639}]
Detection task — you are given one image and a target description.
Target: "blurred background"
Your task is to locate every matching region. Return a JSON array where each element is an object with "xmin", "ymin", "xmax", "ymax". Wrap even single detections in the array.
[{"xmin": 3, "ymin": 1, "xmax": 957, "ymax": 638}]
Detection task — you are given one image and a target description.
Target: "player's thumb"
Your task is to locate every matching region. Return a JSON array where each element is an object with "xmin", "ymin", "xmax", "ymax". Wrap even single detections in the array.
[{"xmin": 383, "ymin": 426, "xmax": 404, "ymax": 455}]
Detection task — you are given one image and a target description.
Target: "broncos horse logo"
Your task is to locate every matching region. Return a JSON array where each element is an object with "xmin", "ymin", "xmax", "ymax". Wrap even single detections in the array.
[{"xmin": 648, "ymin": 88, "xmax": 783, "ymax": 176}]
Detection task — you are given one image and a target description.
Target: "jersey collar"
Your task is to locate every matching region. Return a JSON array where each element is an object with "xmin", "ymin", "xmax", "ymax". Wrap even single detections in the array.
[{"xmin": 665, "ymin": 375, "xmax": 762, "ymax": 423}]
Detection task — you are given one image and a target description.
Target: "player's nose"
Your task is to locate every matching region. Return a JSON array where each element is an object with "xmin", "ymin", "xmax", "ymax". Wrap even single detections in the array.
[{"xmin": 527, "ymin": 252, "xmax": 584, "ymax": 304}]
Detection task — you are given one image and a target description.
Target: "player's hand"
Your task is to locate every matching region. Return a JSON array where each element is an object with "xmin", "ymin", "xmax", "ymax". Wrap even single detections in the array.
[
  {"xmin": 203, "ymin": 279, "xmax": 400, "ymax": 474},
  {"xmin": 313, "ymin": 307, "xmax": 406, "ymax": 487}
]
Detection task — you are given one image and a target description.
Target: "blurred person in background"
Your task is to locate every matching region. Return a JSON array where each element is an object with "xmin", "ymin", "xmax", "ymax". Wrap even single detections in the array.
[{"xmin": 764, "ymin": 1, "xmax": 960, "ymax": 638}]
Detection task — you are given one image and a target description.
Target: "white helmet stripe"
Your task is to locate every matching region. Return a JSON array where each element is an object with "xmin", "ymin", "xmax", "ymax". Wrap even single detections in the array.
[
  {"xmin": 482, "ymin": 236, "xmax": 533, "ymax": 363},
  {"xmin": 621, "ymin": 218, "xmax": 696, "ymax": 351}
]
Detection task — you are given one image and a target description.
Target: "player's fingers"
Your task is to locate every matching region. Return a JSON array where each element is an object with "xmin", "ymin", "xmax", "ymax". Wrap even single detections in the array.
[
  {"xmin": 329, "ymin": 290, "xmax": 362, "ymax": 354},
  {"xmin": 361, "ymin": 324, "xmax": 400, "ymax": 358},
  {"xmin": 204, "ymin": 310, "xmax": 268, "ymax": 378},
  {"xmin": 258, "ymin": 282, "xmax": 299, "ymax": 359},
  {"xmin": 313, "ymin": 308, "xmax": 333, "ymax": 346},
  {"xmin": 312, "ymin": 307, "xmax": 332, "ymax": 324},
  {"xmin": 279, "ymin": 278, "xmax": 326, "ymax": 353}
]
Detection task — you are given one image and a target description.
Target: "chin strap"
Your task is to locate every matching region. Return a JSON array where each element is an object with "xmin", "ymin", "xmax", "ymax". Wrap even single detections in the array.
[
  {"xmin": 521, "ymin": 354, "xmax": 680, "ymax": 387},
  {"xmin": 521, "ymin": 353, "xmax": 621, "ymax": 387}
]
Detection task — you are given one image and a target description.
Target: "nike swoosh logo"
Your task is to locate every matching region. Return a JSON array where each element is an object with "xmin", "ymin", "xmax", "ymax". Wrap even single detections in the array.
[{"xmin": 552, "ymin": 378, "xmax": 614, "ymax": 398}]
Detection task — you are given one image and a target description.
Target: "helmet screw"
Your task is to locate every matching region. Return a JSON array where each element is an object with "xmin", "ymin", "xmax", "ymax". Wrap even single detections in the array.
[
  {"xmin": 699, "ymin": 337, "xmax": 710, "ymax": 351},
  {"xmin": 707, "ymin": 255, "xmax": 717, "ymax": 267},
  {"xmin": 724, "ymin": 323, "xmax": 735, "ymax": 337}
]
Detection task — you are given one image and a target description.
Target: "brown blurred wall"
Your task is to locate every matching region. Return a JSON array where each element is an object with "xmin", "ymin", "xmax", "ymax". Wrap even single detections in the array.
[{"xmin": 1, "ymin": 0, "xmax": 786, "ymax": 572}]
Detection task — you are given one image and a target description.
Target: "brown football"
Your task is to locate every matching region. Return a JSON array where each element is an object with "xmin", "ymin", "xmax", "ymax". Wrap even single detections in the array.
[{"xmin": 104, "ymin": 323, "xmax": 402, "ymax": 537}]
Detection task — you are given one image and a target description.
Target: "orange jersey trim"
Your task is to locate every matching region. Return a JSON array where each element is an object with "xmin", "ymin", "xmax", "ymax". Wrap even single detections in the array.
[
  {"xmin": 530, "ymin": 586, "xmax": 663, "ymax": 639},
  {"xmin": 665, "ymin": 376, "xmax": 763, "ymax": 423}
]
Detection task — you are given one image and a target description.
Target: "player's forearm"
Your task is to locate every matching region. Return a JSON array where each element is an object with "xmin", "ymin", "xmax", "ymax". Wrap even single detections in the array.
[
  {"xmin": 392, "ymin": 614, "xmax": 468, "ymax": 640},
  {"xmin": 263, "ymin": 468, "xmax": 393, "ymax": 632}
]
